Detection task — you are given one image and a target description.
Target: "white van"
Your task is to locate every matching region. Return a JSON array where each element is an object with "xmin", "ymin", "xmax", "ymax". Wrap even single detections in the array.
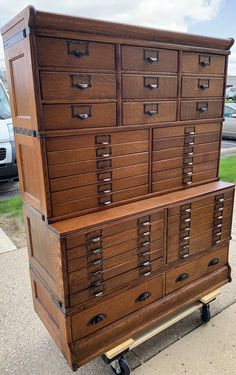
[{"xmin": 0, "ymin": 79, "xmax": 18, "ymax": 181}]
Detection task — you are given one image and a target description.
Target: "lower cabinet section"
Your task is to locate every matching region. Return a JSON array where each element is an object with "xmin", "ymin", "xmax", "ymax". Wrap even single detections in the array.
[{"xmin": 30, "ymin": 260, "xmax": 231, "ymax": 370}]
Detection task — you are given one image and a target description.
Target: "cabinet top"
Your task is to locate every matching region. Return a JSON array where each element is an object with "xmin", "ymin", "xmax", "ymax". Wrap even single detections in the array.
[{"xmin": 1, "ymin": 6, "xmax": 234, "ymax": 52}]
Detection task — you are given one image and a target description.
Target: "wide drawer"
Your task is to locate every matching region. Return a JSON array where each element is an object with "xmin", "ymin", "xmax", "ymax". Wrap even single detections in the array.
[
  {"xmin": 52, "ymin": 185, "xmax": 149, "ymax": 216},
  {"xmin": 37, "ymin": 37, "xmax": 115, "ymax": 70},
  {"xmin": 153, "ymin": 122, "xmax": 221, "ymax": 139},
  {"xmin": 121, "ymin": 46, "xmax": 178, "ymax": 72},
  {"xmin": 181, "ymin": 52, "xmax": 225, "ymax": 75},
  {"xmin": 70, "ymin": 258, "xmax": 164, "ymax": 307},
  {"xmin": 153, "ymin": 133, "xmax": 220, "ymax": 151},
  {"xmin": 50, "ymin": 164, "xmax": 148, "ymax": 192},
  {"xmin": 180, "ymin": 100, "xmax": 222, "ymax": 120},
  {"xmin": 71, "ymin": 273, "xmax": 164, "ymax": 341},
  {"xmin": 43, "ymin": 103, "xmax": 116, "ymax": 130},
  {"xmin": 122, "ymin": 75, "xmax": 177, "ymax": 99},
  {"xmin": 181, "ymin": 76, "xmax": 224, "ymax": 98},
  {"xmin": 48, "ymin": 152, "xmax": 148, "ymax": 178},
  {"xmin": 152, "ymin": 169, "xmax": 217, "ymax": 192},
  {"xmin": 40, "ymin": 72, "xmax": 117, "ymax": 100},
  {"xmin": 165, "ymin": 245, "xmax": 229, "ymax": 294},
  {"xmin": 153, "ymin": 142, "xmax": 219, "ymax": 161},
  {"xmin": 123, "ymin": 101, "xmax": 177, "ymax": 125}
]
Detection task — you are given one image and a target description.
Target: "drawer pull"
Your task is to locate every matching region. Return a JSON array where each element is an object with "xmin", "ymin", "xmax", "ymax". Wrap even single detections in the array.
[
  {"xmin": 196, "ymin": 102, "xmax": 208, "ymax": 113},
  {"xmin": 185, "ymin": 181, "xmax": 192, "ymax": 185},
  {"xmin": 199, "ymin": 55, "xmax": 211, "ymax": 67},
  {"xmin": 97, "ymin": 159, "xmax": 112, "ymax": 169},
  {"xmin": 143, "ymin": 231, "xmax": 150, "ymax": 236},
  {"xmin": 141, "ymin": 241, "xmax": 150, "ymax": 246},
  {"xmin": 102, "ymin": 189, "xmax": 111, "ymax": 194},
  {"xmin": 91, "ymin": 237, "xmax": 101, "ymax": 243},
  {"xmin": 102, "ymin": 154, "xmax": 110, "ymax": 158},
  {"xmin": 198, "ymin": 79, "xmax": 210, "ymax": 90},
  {"xmin": 181, "ymin": 245, "xmax": 190, "ymax": 251},
  {"xmin": 199, "ymin": 83, "xmax": 209, "ymax": 90},
  {"xmin": 70, "ymin": 74, "xmax": 91, "ymax": 89},
  {"xmin": 183, "ymin": 236, "xmax": 190, "ymax": 241},
  {"xmin": 217, "ymin": 207, "xmax": 224, "ymax": 212},
  {"xmin": 142, "ymin": 261, "xmax": 150, "ymax": 267},
  {"xmin": 215, "ymin": 224, "xmax": 222, "ymax": 228},
  {"xmin": 183, "ymin": 208, "xmax": 191, "ymax": 213},
  {"xmin": 144, "ymin": 49, "xmax": 159, "ymax": 63},
  {"xmin": 214, "ymin": 239, "xmax": 221, "ymax": 245},
  {"xmin": 67, "ymin": 40, "xmax": 89, "ymax": 58},
  {"xmin": 135, "ymin": 291, "xmax": 151, "ymax": 303},
  {"xmin": 217, "ymin": 198, "xmax": 224, "ymax": 203},
  {"xmin": 208, "ymin": 258, "xmax": 220, "ymax": 267},
  {"xmin": 94, "ymin": 291, "xmax": 104, "ymax": 297},
  {"xmin": 144, "ymin": 77, "xmax": 159, "ymax": 90},
  {"xmin": 186, "ymin": 172, "xmax": 193, "ymax": 176},
  {"xmin": 103, "ymin": 178, "xmax": 111, "ymax": 182},
  {"xmin": 140, "ymin": 251, "xmax": 150, "ymax": 257},
  {"xmin": 186, "ymin": 152, "xmax": 194, "ymax": 156},
  {"xmin": 88, "ymin": 313, "xmax": 107, "ymax": 326},
  {"xmin": 184, "ymin": 218, "xmax": 191, "ymax": 222},
  {"xmin": 141, "ymin": 221, "xmax": 150, "ymax": 227},
  {"xmin": 92, "ymin": 248, "xmax": 103, "ymax": 254},
  {"xmin": 176, "ymin": 273, "xmax": 189, "ymax": 282},
  {"xmin": 71, "ymin": 105, "xmax": 91, "ymax": 120},
  {"xmin": 144, "ymin": 103, "xmax": 159, "ymax": 116},
  {"xmin": 95, "ymin": 135, "xmax": 111, "ymax": 145},
  {"xmin": 214, "ymin": 232, "xmax": 222, "ymax": 237}
]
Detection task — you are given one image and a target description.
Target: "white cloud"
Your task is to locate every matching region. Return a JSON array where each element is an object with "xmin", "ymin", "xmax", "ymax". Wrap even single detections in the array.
[{"xmin": 0, "ymin": 0, "xmax": 235, "ymax": 74}]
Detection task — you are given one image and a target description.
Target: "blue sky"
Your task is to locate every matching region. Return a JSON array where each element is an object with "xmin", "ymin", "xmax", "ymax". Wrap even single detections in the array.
[{"xmin": 0, "ymin": 0, "xmax": 235, "ymax": 74}]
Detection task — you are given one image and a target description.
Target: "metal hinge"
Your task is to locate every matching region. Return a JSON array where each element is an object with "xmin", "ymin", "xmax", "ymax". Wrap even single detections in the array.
[{"xmin": 14, "ymin": 127, "xmax": 40, "ymax": 138}]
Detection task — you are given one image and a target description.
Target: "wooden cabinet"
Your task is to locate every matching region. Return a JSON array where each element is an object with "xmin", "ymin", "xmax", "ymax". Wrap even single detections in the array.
[{"xmin": 1, "ymin": 6, "xmax": 234, "ymax": 371}]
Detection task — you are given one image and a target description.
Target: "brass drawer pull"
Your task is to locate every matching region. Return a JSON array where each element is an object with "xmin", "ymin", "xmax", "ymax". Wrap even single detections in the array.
[
  {"xmin": 135, "ymin": 291, "xmax": 151, "ymax": 303},
  {"xmin": 199, "ymin": 55, "xmax": 211, "ymax": 67},
  {"xmin": 88, "ymin": 313, "xmax": 107, "ymax": 326},
  {"xmin": 196, "ymin": 102, "xmax": 208, "ymax": 113},
  {"xmin": 71, "ymin": 105, "xmax": 92, "ymax": 120},
  {"xmin": 198, "ymin": 79, "xmax": 210, "ymax": 90},
  {"xmin": 67, "ymin": 40, "xmax": 89, "ymax": 58},
  {"xmin": 144, "ymin": 49, "xmax": 159, "ymax": 63},
  {"xmin": 144, "ymin": 103, "xmax": 159, "ymax": 116},
  {"xmin": 70, "ymin": 73, "xmax": 91, "ymax": 89},
  {"xmin": 208, "ymin": 258, "xmax": 220, "ymax": 267},
  {"xmin": 144, "ymin": 77, "xmax": 159, "ymax": 90},
  {"xmin": 176, "ymin": 273, "xmax": 189, "ymax": 282}
]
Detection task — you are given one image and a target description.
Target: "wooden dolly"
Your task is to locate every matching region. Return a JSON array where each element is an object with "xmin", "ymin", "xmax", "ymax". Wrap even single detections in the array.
[{"xmin": 101, "ymin": 289, "xmax": 220, "ymax": 375}]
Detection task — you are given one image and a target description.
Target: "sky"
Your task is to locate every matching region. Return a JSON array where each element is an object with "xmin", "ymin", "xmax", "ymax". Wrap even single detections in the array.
[{"xmin": 0, "ymin": 0, "xmax": 235, "ymax": 74}]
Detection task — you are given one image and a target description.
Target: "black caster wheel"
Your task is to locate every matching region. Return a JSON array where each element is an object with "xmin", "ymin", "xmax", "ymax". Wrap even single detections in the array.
[
  {"xmin": 201, "ymin": 303, "xmax": 211, "ymax": 323},
  {"xmin": 111, "ymin": 358, "xmax": 131, "ymax": 375}
]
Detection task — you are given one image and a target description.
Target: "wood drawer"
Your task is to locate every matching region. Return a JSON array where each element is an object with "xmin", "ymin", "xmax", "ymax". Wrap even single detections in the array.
[
  {"xmin": 69, "ymin": 248, "xmax": 162, "ymax": 291},
  {"xmin": 51, "ymin": 174, "xmax": 149, "ymax": 204},
  {"xmin": 70, "ymin": 257, "xmax": 164, "ymax": 307},
  {"xmin": 165, "ymin": 245, "xmax": 228, "ymax": 294},
  {"xmin": 152, "ymin": 150, "xmax": 219, "ymax": 171},
  {"xmin": 153, "ymin": 122, "xmax": 221, "ymax": 139},
  {"xmin": 153, "ymin": 142, "xmax": 219, "ymax": 161},
  {"xmin": 46, "ymin": 130, "xmax": 148, "ymax": 151},
  {"xmin": 49, "ymin": 152, "xmax": 148, "ymax": 178},
  {"xmin": 152, "ymin": 169, "xmax": 217, "ymax": 192},
  {"xmin": 43, "ymin": 103, "xmax": 116, "ymax": 130},
  {"xmin": 68, "ymin": 243, "xmax": 164, "ymax": 273},
  {"xmin": 71, "ymin": 273, "xmax": 164, "ymax": 341},
  {"xmin": 122, "ymin": 75, "xmax": 177, "ymax": 99},
  {"xmin": 50, "ymin": 164, "xmax": 148, "ymax": 192},
  {"xmin": 152, "ymin": 160, "xmax": 218, "ymax": 182},
  {"xmin": 181, "ymin": 76, "xmax": 224, "ymax": 98},
  {"xmin": 181, "ymin": 52, "xmax": 225, "ymax": 75},
  {"xmin": 153, "ymin": 133, "xmax": 220, "ymax": 151},
  {"xmin": 37, "ymin": 37, "xmax": 115, "ymax": 70},
  {"xmin": 52, "ymin": 185, "xmax": 149, "ymax": 216},
  {"xmin": 40, "ymin": 72, "xmax": 117, "ymax": 100},
  {"xmin": 48, "ymin": 140, "xmax": 148, "ymax": 165},
  {"xmin": 123, "ymin": 101, "xmax": 177, "ymax": 125},
  {"xmin": 180, "ymin": 100, "xmax": 222, "ymax": 120},
  {"xmin": 66, "ymin": 211, "xmax": 164, "ymax": 249},
  {"xmin": 121, "ymin": 46, "xmax": 178, "ymax": 72}
]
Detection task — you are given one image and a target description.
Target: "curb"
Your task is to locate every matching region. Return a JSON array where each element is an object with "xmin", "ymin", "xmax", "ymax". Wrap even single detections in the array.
[{"xmin": 221, "ymin": 146, "xmax": 236, "ymax": 155}]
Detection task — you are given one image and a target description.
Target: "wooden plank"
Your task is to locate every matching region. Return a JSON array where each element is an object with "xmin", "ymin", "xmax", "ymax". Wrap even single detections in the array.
[{"xmin": 199, "ymin": 289, "xmax": 220, "ymax": 304}]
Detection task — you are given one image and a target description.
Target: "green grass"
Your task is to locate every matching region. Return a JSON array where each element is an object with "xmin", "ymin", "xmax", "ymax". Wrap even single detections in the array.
[
  {"xmin": 220, "ymin": 156, "xmax": 236, "ymax": 183},
  {"xmin": 0, "ymin": 195, "xmax": 23, "ymax": 219}
]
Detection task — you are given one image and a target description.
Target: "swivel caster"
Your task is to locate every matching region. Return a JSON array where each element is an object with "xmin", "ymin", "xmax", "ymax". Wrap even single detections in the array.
[
  {"xmin": 110, "ymin": 357, "xmax": 131, "ymax": 375},
  {"xmin": 201, "ymin": 303, "xmax": 211, "ymax": 323}
]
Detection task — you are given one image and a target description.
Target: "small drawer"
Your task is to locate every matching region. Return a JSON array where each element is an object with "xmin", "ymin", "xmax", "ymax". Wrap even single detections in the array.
[
  {"xmin": 181, "ymin": 52, "xmax": 225, "ymax": 75},
  {"xmin": 181, "ymin": 76, "xmax": 224, "ymax": 98},
  {"xmin": 153, "ymin": 122, "xmax": 221, "ymax": 139},
  {"xmin": 166, "ymin": 245, "xmax": 228, "ymax": 294},
  {"xmin": 123, "ymin": 101, "xmax": 177, "ymax": 125},
  {"xmin": 37, "ymin": 37, "xmax": 115, "ymax": 70},
  {"xmin": 122, "ymin": 75, "xmax": 177, "ymax": 99},
  {"xmin": 40, "ymin": 72, "xmax": 117, "ymax": 100},
  {"xmin": 43, "ymin": 103, "xmax": 116, "ymax": 130},
  {"xmin": 122, "ymin": 46, "xmax": 178, "ymax": 72},
  {"xmin": 180, "ymin": 100, "xmax": 222, "ymax": 121},
  {"xmin": 71, "ymin": 274, "xmax": 164, "ymax": 341}
]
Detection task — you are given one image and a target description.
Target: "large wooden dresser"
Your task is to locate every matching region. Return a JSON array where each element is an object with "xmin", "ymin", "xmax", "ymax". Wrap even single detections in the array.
[{"xmin": 1, "ymin": 6, "xmax": 235, "ymax": 371}]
